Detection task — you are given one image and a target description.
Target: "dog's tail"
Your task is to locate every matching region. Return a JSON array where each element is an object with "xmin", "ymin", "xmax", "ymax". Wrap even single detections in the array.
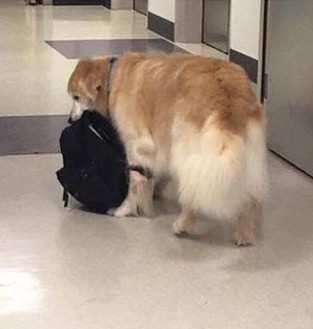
[{"xmin": 171, "ymin": 115, "xmax": 268, "ymax": 219}]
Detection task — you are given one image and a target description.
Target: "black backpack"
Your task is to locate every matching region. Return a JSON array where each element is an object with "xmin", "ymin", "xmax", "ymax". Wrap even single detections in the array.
[{"xmin": 56, "ymin": 111, "xmax": 129, "ymax": 214}]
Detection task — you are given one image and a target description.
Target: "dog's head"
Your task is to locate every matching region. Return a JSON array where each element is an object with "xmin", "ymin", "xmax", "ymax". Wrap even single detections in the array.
[{"xmin": 67, "ymin": 57, "xmax": 111, "ymax": 123}]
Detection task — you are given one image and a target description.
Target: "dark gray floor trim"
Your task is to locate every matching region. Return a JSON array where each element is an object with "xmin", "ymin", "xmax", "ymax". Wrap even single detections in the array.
[
  {"xmin": 45, "ymin": 38, "xmax": 187, "ymax": 59},
  {"xmin": 53, "ymin": 0, "xmax": 104, "ymax": 4},
  {"xmin": 148, "ymin": 12, "xmax": 175, "ymax": 42},
  {"xmin": 0, "ymin": 115, "xmax": 68, "ymax": 156},
  {"xmin": 103, "ymin": 0, "xmax": 111, "ymax": 9},
  {"xmin": 229, "ymin": 49, "xmax": 258, "ymax": 83}
]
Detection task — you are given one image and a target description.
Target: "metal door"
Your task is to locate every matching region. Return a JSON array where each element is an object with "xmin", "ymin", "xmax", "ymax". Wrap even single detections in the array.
[
  {"xmin": 202, "ymin": 0, "xmax": 230, "ymax": 53},
  {"xmin": 264, "ymin": 0, "xmax": 313, "ymax": 176},
  {"xmin": 134, "ymin": 0, "xmax": 147, "ymax": 15}
]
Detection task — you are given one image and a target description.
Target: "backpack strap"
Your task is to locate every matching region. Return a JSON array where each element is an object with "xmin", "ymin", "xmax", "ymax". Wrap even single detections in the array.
[{"xmin": 63, "ymin": 189, "xmax": 69, "ymax": 207}]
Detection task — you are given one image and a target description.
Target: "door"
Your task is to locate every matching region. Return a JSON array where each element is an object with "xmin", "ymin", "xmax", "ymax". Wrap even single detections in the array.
[
  {"xmin": 202, "ymin": 0, "xmax": 230, "ymax": 53},
  {"xmin": 264, "ymin": 0, "xmax": 313, "ymax": 176},
  {"xmin": 134, "ymin": 0, "xmax": 147, "ymax": 15}
]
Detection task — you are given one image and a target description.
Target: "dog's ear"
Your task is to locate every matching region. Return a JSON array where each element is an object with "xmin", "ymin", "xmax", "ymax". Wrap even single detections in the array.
[
  {"xmin": 94, "ymin": 78, "xmax": 109, "ymax": 114},
  {"xmin": 83, "ymin": 70, "xmax": 102, "ymax": 101},
  {"xmin": 88, "ymin": 72, "xmax": 101, "ymax": 88}
]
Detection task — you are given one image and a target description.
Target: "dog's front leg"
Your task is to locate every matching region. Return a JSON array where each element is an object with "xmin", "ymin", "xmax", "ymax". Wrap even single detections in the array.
[
  {"xmin": 112, "ymin": 171, "xmax": 154, "ymax": 217},
  {"xmin": 109, "ymin": 137, "xmax": 156, "ymax": 218}
]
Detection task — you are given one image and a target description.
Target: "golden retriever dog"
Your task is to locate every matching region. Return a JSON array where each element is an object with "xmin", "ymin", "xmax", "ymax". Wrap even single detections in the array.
[{"xmin": 67, "ymin": 53, "xmax": 268, "ymax": 245}]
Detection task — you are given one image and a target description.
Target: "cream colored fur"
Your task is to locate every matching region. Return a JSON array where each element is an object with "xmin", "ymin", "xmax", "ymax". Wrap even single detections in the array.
[
  {"xmin": 67, "ymin": 53, "xmax": 269, "ymax": 245},
  {"xmin": 171, "ymin": 119, "xmax": 268, "ymax": 220}
]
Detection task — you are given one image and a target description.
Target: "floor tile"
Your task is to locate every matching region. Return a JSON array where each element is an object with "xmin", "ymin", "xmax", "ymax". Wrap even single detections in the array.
[
  {"xmin": 0, "ymin": 154, "xmax": 313, "ymax": 329},
  {"xmin": 0, "ymin": 115, "xmax": 67, "ymax": 155},
  {"xmin": 46, "ymin": 38, "xmax": 188, "ymax": 59}
]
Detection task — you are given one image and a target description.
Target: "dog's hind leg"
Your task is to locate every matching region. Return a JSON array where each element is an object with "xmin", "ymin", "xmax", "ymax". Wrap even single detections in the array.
[
  {"xmin": 172, "ymin": 207, "xmax": 198, "ymax": 235},
  {"xmin": 235, "ymin": 197, "xmax": 259, "ymax": 246}
]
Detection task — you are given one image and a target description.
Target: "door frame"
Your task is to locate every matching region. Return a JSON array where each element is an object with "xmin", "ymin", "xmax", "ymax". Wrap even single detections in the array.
[
  {"xmin": 260, "ymin": 0, "xmax": 269, "ymax": 104},
  {"xmin": 133, "ymin": 0, "xmax": 147, "ymax": 15},
  {"xmin": 201, "ymin": 0, "xmax": 231, "ymax": 54}
]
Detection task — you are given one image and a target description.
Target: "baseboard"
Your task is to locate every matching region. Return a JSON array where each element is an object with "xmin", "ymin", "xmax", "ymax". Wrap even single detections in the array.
[
  {"xmin": 102, "ymin": 0, "xmax": 111, "ymax": 9},
  {"xmin": 103, "ymin": 0, "xmax": 110, "ymax": 8},
  {"xmin": 53, "ymin": 0, "xmax": 104, "ymax": 5},
  {"xmin": 229, "ymin": 49, "xmax": 258, "ymax": 83},
  {"xmin": 148, "ymin": 12, "xmax": 175, "ymax": 42}
]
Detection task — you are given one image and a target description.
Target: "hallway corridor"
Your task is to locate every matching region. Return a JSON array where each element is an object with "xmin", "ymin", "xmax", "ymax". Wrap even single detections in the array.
[{"xmin": 1, "ymin": 1, "xmax": 313, "ymax": 328}]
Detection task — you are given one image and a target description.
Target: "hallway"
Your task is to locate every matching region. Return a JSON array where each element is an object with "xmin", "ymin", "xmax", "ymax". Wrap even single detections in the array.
[{"xmin": 1, "ymin": 1, "xmax": 313, "ymax": 328}]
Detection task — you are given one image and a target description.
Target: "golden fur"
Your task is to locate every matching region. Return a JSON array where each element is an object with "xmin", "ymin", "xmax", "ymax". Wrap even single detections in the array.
[{"xmin": 68, "ymin": 53, "xmax": 268, "ymax": 245}]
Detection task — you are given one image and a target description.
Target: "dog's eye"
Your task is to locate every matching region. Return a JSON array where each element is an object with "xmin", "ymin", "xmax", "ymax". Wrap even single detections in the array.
[
  {"xmin": 96, "ymin": 85, "xmax": 101, "ymax": 92},
  {"xmin": 73, "ymin": 95, "xmax": 79, "ymax": 101}
]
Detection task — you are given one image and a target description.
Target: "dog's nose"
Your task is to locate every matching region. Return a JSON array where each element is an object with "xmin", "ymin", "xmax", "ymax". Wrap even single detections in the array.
[{"xmin": 67, "ymin": 117, "xmax": 73, "ymax": 124}]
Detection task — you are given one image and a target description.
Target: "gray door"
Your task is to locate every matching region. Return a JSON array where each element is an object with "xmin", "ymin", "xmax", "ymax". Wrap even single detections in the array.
[
  {"xmin": 265, "ymin": 0, "xmax": 313, "ymax": 176},
  {"xmin": 202, "ymin": 0, "xmax": 230, "ymax": 53},
  {"xmin": 134, "ymin": 0, "xmax": 147, "ymax": 15}
]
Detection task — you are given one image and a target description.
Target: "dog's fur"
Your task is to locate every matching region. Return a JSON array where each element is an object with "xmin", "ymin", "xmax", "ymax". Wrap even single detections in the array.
[{"xmin": 68, "ymin": 53, "xmax": 268, "ymax": 245}]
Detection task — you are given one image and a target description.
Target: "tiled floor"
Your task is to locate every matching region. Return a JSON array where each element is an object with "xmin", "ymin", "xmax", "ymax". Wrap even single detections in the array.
[
  {"xmin": 0, "ymin": 115, "xmax": 67, "ymax": 155},
  {"xmin": 46, "ymin": 38, "xmax": 188, "ymax": 59},
  {"xmin": 1, "ymin": 1, "xmax": 313, "ymax": 329}
]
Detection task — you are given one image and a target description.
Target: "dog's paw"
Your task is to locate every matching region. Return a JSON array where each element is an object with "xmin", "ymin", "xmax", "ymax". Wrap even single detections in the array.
[
  {"xmin": 172, "ymin": 220, "xmax": 189, "ymax": 237},
  {"xmin": 107, "ymin": 202, "xmax": 134, "ymax": 218},
  {"xmin": 234, "ymin": 232, "xmax": 255, "ymax": 247},
  {"xmin": 107, "ymin": 208, "xmax": 117, "ymax": 217}
]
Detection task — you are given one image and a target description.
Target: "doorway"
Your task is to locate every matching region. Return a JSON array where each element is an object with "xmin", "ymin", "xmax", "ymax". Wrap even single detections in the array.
[
  {"xmin": 202, "ymin": 0, "xmax": 230, "ymax": 53},
  {"xmin": 134, "ymin": 0, "xmax": 147, "ymax": 15}
]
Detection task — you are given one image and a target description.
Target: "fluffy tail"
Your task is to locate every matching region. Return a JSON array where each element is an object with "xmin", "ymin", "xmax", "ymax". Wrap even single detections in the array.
[{"xmin": 171, "ymin": 119, "xmax": 268, "ymax": 219}]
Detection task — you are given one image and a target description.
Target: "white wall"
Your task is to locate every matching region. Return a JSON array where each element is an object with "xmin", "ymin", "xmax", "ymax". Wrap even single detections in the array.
[
  {"xmin": 230, "ymin": 0, "xmax": 262, "ymax": 59},
  {"xmin": 149, "ymin": 0, "xmax": 176, "ymax": 22}
]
